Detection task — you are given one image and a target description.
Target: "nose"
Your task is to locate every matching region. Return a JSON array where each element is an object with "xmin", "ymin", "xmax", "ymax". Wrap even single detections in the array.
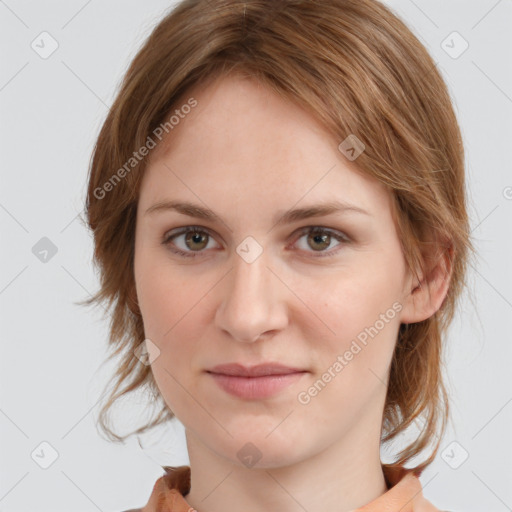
[{"xmin": 214, "ymin": 247, "xmax": 288, "ymax": 343}]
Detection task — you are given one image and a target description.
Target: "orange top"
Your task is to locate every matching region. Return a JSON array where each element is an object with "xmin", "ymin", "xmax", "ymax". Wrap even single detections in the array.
[{"xmin": 128, "ymin": 464, "xmax": 440, "ymax": 512}]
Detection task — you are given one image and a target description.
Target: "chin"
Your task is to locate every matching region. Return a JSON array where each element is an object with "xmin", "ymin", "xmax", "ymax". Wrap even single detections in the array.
[{"xmin": 217, "ymin": 430, "xmax": 308, "ymax": 470}]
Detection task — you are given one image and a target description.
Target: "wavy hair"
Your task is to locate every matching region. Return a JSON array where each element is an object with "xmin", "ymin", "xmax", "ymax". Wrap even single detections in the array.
[{"xmin": 80, "ymin": 0, "xmax": 475, "ymax": 474}]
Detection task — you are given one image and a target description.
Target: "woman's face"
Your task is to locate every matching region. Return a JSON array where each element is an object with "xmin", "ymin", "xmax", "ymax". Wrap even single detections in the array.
[{"xmin": 134, "ymin": 74, "xmax": 418, "ymax": 468}]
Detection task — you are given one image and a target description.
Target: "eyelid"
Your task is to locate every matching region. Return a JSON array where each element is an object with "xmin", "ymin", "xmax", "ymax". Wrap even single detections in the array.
[{"xmin": 291, "ymin": 225, "xmax": 351, "ymax": 243}]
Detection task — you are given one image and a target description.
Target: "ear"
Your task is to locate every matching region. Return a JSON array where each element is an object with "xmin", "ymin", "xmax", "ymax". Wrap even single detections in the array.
[{"xmin": 399, "ymin": 244, "xmax": 454, "ymax": 324}]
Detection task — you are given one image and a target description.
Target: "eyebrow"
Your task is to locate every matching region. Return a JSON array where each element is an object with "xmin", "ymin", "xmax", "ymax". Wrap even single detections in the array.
[{"xmin": 144, "ymin": 199, "xmax": 371, "ymax": 226}]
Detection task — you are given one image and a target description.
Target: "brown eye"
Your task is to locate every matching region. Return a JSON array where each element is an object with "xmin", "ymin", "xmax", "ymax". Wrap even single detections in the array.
[
  {"xmin": 162, "ymin": 225, "xmax": 350, "ymax": 259},
  {"xmin": 162, "ymin": 227, "xmax": 219, "ymax": 258},
  {"xmin": 306, "ymin": 231, "xmax": 331, "ymax": 251},
  {"xmin": 293, "ymin": 227, "xmax": 350, "ymax": 257},
  {"xmin": 184, "ymin": 230, "xmax": 209, "ymax": 251}
]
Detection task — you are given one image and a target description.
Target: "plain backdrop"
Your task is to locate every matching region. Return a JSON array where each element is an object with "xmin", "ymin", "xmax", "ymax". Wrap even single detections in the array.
[{"xmin": 0, "ymin": 1, "xmax": 511, "ymax": 511}]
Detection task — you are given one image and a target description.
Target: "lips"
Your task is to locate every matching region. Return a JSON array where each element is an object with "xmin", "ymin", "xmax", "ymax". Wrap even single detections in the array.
[
  {"xmin": 207, "ymin": 362, "xmax": 306, "ymax": 377},
  {"xmin": 206, "ymin": 363, "xmax": 308, "ymax": 399}
]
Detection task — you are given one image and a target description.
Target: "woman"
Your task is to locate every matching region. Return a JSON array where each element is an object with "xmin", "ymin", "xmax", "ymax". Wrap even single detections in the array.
[{"xmin": 82, "ymin": 0, "xmax": 474, "ymax": 510}]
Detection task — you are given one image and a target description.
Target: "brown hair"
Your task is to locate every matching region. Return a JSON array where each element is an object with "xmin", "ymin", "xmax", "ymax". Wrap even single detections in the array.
[{"xmin": 80, "ymin": 0, "xmax": 475, "ymax": 474}]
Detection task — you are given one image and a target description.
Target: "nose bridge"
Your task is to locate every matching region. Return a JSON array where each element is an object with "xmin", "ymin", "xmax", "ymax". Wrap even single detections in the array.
[{"xmin": 215, "ymin": 242, "xmax": 286, "ymax": 342}]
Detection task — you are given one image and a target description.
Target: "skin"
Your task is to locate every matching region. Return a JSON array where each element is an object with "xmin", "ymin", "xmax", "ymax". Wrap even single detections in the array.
[{"xmin": 133, "ymin": 73, "xmax": 451, "ymax": 512}]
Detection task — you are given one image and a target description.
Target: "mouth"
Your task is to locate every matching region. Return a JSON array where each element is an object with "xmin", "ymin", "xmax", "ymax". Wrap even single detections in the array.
[
  {"xmin": 207, "ymin": 362, "xmax": 306, "ymax": 377},
  {"xmin": 206, "ymin": 363, "xmax": 308, "ymax": 399}
]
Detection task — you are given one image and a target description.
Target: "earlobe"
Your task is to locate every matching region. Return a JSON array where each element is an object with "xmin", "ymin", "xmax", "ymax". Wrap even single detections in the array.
[{"xmin": 399, "ymin": 246, "xmax": 453, "ymax": 325}]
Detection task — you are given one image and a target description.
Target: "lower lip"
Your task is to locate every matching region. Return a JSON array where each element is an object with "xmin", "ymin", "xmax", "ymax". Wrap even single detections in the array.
[{"xmin": 208, "ymin": 372, "xmax": 307, "ymax": 399}]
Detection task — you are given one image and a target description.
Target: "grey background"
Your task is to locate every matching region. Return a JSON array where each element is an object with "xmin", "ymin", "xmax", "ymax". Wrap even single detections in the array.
[{"xmin": 0, "ymin": 1, "xmax": 511, "ymax": 511}]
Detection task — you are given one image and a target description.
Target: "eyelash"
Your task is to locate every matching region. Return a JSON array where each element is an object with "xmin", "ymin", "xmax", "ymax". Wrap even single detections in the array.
[{"xmin": 161, "ymin": 225, "xmax": 351, "ymax": 259}]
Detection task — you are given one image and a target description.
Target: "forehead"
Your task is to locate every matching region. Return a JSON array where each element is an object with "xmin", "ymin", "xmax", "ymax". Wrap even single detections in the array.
[
  {"xmin": 139, "ymin": 73, "xmax": 390, "ymax": 217},
  {"xmin": 150, "ymin": 73, "xmax": 333, "ymax": 165}
]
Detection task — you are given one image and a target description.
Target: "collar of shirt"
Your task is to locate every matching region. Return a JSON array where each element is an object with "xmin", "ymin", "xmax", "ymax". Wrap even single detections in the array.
[{"xmin": 137, "ymin": 464, "xmax": 439, "ymax": 512}]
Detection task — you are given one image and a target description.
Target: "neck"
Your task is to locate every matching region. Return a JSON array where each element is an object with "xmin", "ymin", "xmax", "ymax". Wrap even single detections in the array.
[{"xmin": 183, "ymin": 425, "xmax": 387, "ymax": 512}]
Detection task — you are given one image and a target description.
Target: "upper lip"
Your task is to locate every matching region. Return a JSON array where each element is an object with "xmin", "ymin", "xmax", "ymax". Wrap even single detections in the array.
[{"xmin": 207, "ymin": 363, "xmax": 306, "ymax": 377}]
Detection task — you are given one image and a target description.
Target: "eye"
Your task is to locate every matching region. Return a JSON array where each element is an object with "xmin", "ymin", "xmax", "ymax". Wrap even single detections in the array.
[
  {"xmin": 162, "ymin": 226, "xmax": 220, "ymax": 258},
  {"xmin": 162, "ymin": 225, "xmax": 351, "ymax": 259},
  {"xmin": 291, "ymin": 226, "xmax": 350, "ymax": 258}
]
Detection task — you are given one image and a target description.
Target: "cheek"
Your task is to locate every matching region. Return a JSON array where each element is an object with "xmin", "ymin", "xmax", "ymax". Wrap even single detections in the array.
[
  {"xmin": 135, "ymin": 250, "xmax": 204, "ymax": 336},
  {"xmin": 134, "ymin": 252, "xmax": 208, "ymax": 393},
  {"xmin": 291, "ymin": 277, "xmax": 400, "ymax": 429},
  {"xmin": 138, "ymin": 279, "xmax": 201, "ymax": 418},
  {"xmin": 307, "ymin": 260, "xmax": 402, "ymax": 376},
  {"xmin": 298, "ymin": 259, "xmax": 401, "ymax": 337}
]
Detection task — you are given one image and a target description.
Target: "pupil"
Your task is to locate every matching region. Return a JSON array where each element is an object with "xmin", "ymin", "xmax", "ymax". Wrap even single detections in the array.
[
  {"xmin": 311, "ymin": 233, "xmax": 329, "ymax": 250},
  {"xmin": 187, "ymin": 231, "xmax": 206, "ymax": 250}
]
